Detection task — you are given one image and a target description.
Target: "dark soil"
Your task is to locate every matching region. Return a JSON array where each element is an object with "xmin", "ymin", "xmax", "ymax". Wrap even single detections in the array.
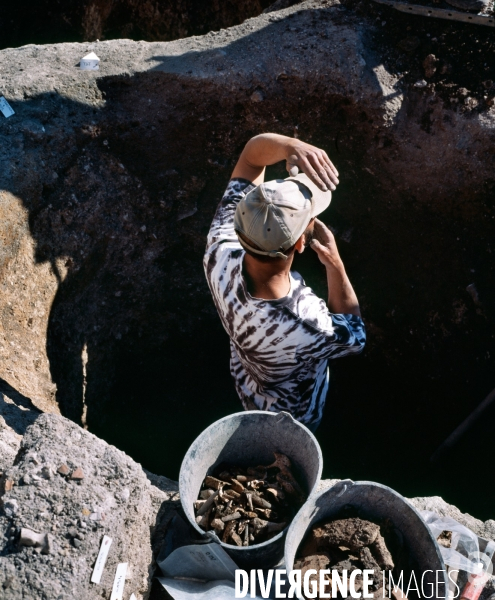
[
  {"xmin": 347, "ymin": 0, "xmax": 495, "ymax": 108},
  {"xmin": 0, "ymin": 0, "xmax": 272, "ymax": 50}
]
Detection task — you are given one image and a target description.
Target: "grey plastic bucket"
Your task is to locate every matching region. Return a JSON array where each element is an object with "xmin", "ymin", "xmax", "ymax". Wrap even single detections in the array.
[
  {"xmin": 285, "ymin": 480, "xmax": 448, "ymax": 599},
  {"xmin": 179, "ymin": 410, "xmax": 323, "ymax": 570}
]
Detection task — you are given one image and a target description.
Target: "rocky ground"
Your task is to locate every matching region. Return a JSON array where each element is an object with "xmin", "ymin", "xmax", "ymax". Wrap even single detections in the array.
[
  {"xmin": 0, "ymin": 413, "xmax": 494, "ymax": 599},
  {"xmin": 0, "ymin": 412, "xmax": 179, "ymax": 600},
  {"xmin": 0, "ymin": 0, "xmax": 494, "ymax": 595}
]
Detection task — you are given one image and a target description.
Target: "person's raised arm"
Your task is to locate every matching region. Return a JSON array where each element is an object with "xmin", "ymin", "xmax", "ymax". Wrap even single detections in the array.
[
  {"xmin": 310, "ymin": 219, "xmax": 361, "ymax": 317},
  {"xmin": 231, "ymin": 133, "xmax": 339, "ymax": 191}
]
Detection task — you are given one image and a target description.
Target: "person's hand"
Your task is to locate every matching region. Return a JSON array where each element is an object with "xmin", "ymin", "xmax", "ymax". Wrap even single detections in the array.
[
  {"xmin": 309, "ymin": 219, "xmax": 343, "ymax": 269},
  {"xmin": 285, "ymin": 140, "xmax": 339, "ymax": 191}
]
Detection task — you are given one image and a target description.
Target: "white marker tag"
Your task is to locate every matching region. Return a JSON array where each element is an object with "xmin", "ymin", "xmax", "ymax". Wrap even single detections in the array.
[
  {"xmin": 0, "ymin": 97, "xmax": 15, "ymax": 118},
  {"xmin": 130, "ymin": 595, "xmax": 137, "ymax": 600},
  {"xmin": 80, "ymin": 52, "xmax": 100, "ymax": 71},
  {"xmin": 110, "ymin": 562, "xmax": 128, "ymax": 600},
  {"xmin": 91, "ymin": 535, "xmax": 112, "ymax": 584}
]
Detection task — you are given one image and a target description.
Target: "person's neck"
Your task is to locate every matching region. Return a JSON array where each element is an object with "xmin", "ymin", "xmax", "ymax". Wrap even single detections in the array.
[{"xmin": 243, "ymin": 253, "xmax": 294, "ymax": 300}]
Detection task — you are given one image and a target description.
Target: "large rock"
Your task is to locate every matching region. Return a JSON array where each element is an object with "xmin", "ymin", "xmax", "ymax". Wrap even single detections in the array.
[{"xmin": 0, "ymin": 413, "xmax": 178, "ymax": 600}]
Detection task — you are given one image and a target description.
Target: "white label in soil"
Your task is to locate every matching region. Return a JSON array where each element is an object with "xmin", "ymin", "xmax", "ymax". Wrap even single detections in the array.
[
  {"xmin": 0, "ymin": 97, "xmax": 15, "ymax": 118},
  {"xmin": 91, "ymin": 535, "xmax": 112, "ymax": 584},
  {"xmin": 80, "ymin": 52, "xmax": 100, "ymax": 71},
  {"xmin": 110, "ymin": 562, "xmax": 128, "ymax": 600}
]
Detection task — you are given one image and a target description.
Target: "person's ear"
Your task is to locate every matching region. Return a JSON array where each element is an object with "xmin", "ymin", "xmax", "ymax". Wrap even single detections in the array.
[{"xmin": 295, "ymin": 235, "xmax": 305, "ymax": 254}]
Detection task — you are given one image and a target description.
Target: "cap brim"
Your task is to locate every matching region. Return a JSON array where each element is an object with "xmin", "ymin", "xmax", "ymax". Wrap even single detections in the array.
[{"xmin": 284, "ymin": 172, "xmax": 332, "ymax": 217}]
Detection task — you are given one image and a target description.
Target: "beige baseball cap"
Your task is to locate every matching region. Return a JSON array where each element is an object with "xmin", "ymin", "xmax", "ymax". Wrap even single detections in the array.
[{"xmin": 234, "ymin": 173, "xmax": 332, "ymax": 259}]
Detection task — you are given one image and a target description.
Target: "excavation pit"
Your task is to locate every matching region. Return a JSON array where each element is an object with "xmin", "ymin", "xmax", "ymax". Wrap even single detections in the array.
[{"xmin": 0, "ymin": 1, "xmax": 494, "ymax": 526}]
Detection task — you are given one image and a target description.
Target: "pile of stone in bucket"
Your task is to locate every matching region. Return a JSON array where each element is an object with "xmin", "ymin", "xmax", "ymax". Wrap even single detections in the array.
[{"xmin": 294, "ymin": 516, "xmax": 396, "ymax": 599}]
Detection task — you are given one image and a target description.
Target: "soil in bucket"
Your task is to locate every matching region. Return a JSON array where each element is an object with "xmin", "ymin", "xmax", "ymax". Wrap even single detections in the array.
[{"xmin": 294, "ymin": 513, "xmax": 405, "ymax": 599}]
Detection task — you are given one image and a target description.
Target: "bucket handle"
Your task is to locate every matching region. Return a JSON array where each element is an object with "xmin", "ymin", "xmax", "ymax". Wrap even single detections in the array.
[
  {"xmin": 335, "ymin": 479, "xmax": 354, "ymax": 497},
  {"xmin": 276, "ymin": 411, "xmax": 295, "ymax": 424},
  {"xmin": 307, "ymin": 480, "xmax": 355, "ymax": 521}
]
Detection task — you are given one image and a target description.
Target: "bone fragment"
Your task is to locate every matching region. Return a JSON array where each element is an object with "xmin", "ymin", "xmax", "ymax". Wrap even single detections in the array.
[
  {"xmin": 19, "ymin": 528, "xmax": 50, "ymax": 553},
  {"xmin": 205, "ymin": 476, "xmax": 226, "ymax": 490},
  {"xmin": 230, "ymin": 479, "xmax": 245, "ymax": 493},
  {"xmin": 255, "ymin": 507, "xmax": 276, "ymax": 519},
  {"xmin": 265, "ymin": 452, "xmax": 292, "ymax": 471},
  {"xmin": 196, "ymin": 491, "xmax": 218, "ymax": 516},
  {"xmin": 251, "ymin": 517, "xmax": 267, "ymax": 536},
  {"xmin": 248, "ymin": 479, "xmax": 265, "ymax": 490},
  {"xmin": 251, "ymin": 493, "xmax": 271, "ymax": 509},
  {"xmin": 211, "ymin": 518, "xmax": 225, "ymax": 532},
  {"xmin": 237, "ymin": 519, "xmax": 247, "ymax": 534},
  {"xmin": 245, "ymin": 492, "xmax": 254, "ymax": 511},
  {"xmin": 223, "ymin": 489, "xmax": 240, "ymax": 500},
  {"xmin": 238, "ymin": 508, "xmax": 257, "ymax": 518},
  {"xmin": 266, "ymin": 487, "xmax": 285, "ymax": 500},
  {"xmin": 196, "ymin": 507, "xmax": 212, "ymax": 529},
  {"xmin": 222, "ymin": 521, "xmax": 236, "ymax": 543},
  {"xmin": 200, "ymin": 489, "xmax": 215, "ymax": 500},
  {"xmin": 194, "ymin": 500, "xmax": 206, "ymax": 510},
  {"xmin": 222, "ymin": 511, "xmax": 242, "ymax": 522},
  {"xmin": 243, "ymin": 524, "xmax": 250, "ymax": 546}
]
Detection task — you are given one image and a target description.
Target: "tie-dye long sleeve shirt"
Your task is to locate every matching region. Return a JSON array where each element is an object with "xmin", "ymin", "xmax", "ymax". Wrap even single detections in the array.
[{"xmin": 204, "ymin": 178, "xmax": 366, "ymax": 428}]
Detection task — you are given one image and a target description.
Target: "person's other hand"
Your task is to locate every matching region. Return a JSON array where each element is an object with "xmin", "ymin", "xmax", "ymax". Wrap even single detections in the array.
[
  {"xmin": 285, "ymin": 140, "xmax": 339, "ymax": 191},
  {"xmin": 309, "ymin": 219, "xmax": 343, "ymax": 269}
]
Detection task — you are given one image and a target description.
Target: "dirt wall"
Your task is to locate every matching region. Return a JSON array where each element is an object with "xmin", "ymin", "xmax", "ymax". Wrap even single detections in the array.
[{"xmin": 0, "ymin": 0, "xmax": 272, "ymax": 50}]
